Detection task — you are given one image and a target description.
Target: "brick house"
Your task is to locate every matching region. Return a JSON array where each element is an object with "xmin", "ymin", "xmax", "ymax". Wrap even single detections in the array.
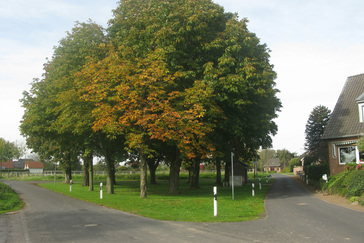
[
  {"xmin": 0, "ymin": 159, "xmax": 14, "ymax": 170},
  {"xmin": 24, "ymin": 161, "xmax": 44, "ymax": 174},
  {"xmin": 263, "ymin": 158, "xmax": 281, "ymax": 173},
  {"xmin": 322, "ymin": 74, "xmax": 364, "ymax": 175}
]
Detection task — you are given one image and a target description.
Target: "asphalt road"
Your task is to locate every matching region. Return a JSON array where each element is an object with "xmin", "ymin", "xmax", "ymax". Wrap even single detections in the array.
[{"xmin": 1, "ymin": 174, "xmax": 363, "ymax": 243}]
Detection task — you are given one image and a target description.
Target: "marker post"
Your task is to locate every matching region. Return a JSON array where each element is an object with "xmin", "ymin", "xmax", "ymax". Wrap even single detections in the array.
[
  {"xmin": 213, "ymin": 186, "xmax": 217, "ymax": 216},
  {"xmin": 259, "ymin": 178, "xmax": 262, "ymax": 190},
  {"xmin": 100, "ymin": 183, "xmax": 103, "ymax": 199}
]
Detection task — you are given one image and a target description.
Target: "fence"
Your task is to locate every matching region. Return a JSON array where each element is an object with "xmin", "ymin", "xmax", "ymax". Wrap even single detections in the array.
[{"xmin": 0, "ymin": 170, "xmax": 141, "ymax": 178}]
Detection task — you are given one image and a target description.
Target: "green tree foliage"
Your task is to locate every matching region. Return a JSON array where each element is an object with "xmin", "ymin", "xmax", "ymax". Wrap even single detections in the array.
[
  {"xmin": 0, "ymin": 138, "xmax": 21, "ymax": 162},
  {"xmin": 288, "ymin": 157, "xmax": 301, "ymax": 172},
  {"xmin": 258, "ymin": 149, "xmax": 276, "ymax": 170},
  {"xmin": 304, "ymin": 105, "xmax": 331, "ymax": 163},
  {"xmin": 277, "ymin": 149, "xmax": 295, "ymax": 168},
  {"xmin": 21, "ymin": 0, "xmax": 281, "ymax": 197},
  {"xmin": 357, "ymin": 136, "xmax": 364, "ymax": 152}
]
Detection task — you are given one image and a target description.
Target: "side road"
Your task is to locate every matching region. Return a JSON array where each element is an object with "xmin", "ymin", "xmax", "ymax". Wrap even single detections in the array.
[{"xmin": 1, "ymin": 174, "xmax": 363, "ymax": 242}]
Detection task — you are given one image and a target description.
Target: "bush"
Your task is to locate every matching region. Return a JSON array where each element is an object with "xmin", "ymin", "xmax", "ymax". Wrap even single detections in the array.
[
  {"xmin": 322, "ymin": 170, "xmax": 364, "ymax": 198},
  {"xmin": 281, "ymin": 167, "xmax": 290, "ymax": 173},
  {"xmin": 304, "ymin": 163, "xmax": 330, "ymax": 181},
  {"xmin": 344, "ymin": 162, "xmax": 357, "ymax": 171}
]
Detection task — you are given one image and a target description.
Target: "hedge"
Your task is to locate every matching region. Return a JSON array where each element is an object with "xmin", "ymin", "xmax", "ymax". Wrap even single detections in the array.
[
  {"xmin": 303, "ymin": 163, "xmax": 330, "ymax": 181},
  {"xmin": 322, "ymin": 170, "xmax": 364, "ymax": 198}
]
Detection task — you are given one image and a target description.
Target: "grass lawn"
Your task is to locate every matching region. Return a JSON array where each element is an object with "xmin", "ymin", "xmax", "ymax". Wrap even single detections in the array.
[
  {"xmin": 0, "ymin": 182, "xmax": 23, "ymax": 214},
  {"xmin": 40, "ymin": 177, "xmax": 271, "ymax": 222}
]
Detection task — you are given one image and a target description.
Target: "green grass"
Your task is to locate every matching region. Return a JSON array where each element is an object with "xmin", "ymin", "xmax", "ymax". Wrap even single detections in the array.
[
  {"xmin": 40, "ymin": 178, "xmax": 270, "ymax": 222},
  {"xmin": 0, "ymin": 182, "xmax": 23, "ymax": 214}
]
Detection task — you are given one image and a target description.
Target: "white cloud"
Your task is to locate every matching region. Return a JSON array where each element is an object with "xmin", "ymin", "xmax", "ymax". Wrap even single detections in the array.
[{"xmin": 0, "ymin": 0, "xmax": 118, "ymax": 144}]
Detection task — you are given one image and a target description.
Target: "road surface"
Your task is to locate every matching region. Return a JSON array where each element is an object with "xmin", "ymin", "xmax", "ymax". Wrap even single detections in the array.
[{"xmin": 1, "ymin": 174, "xmax": 363, "ymax": 242}]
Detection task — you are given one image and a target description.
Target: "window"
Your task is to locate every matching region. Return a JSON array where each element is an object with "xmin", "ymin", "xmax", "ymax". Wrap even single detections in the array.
[
  {"xmin": 360, "ymin": 151, "xmax": 364, "ymax": 163},
  {"xmin": 358, "ymin": 103, "xmax": 364, "ymax": 123},
  {"xmin": 339, "ymin": 146, "xmax": 357, "ymax": 164}
]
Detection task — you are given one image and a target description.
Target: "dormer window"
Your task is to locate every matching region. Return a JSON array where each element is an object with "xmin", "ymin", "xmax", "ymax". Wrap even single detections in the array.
[{"xmin": 356, "ymin": 92, "xmax": 364, "ymax": 123}]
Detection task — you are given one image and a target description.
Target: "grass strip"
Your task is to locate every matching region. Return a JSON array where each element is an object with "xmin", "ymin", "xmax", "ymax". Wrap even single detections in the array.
[
  {"xmin": 40, "ymin": 179, "xmax": 270, "ymax": 222},
  {"xmin": 0, "ymin": 182, "xmax": 23, "ymax": 214}
]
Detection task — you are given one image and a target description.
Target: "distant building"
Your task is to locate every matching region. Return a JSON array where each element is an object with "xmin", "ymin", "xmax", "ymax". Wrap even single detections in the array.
[
  {"xmin": 24, "ymin": 161, "xmax": 44, "ymax": 174},
  {"xmin": 263, "ymin": 158, "xmax": 281, "ymax": 173},
  {"xmin": 13, "ymin": 159, "xmax": 34, "ymax": 169},
  {"xmin": 0, "ymin": 159, "xmax": 14, "ymax": 170}
]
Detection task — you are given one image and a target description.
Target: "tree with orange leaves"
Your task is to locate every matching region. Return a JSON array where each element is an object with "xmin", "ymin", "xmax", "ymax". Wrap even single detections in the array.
[{"xmin": 77, "ymin": 45, "xmax": 217, "ymax": 197}]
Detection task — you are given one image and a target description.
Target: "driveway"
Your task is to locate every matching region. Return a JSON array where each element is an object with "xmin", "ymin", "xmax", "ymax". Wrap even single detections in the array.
[{"xmin": 1, "ymin": 174, "xmax": 363, "ymax": 242}]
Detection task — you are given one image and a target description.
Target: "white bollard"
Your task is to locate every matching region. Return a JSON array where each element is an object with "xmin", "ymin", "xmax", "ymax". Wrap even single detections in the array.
[
  {"xmin": 70, "ymin": 180, "xmax": 72, "ymax": 192},
  {"xmin": 213, "ymin": 186, "xmax": 217, "ymax": 216},
  {"xmin": 100, "ymin": 182, "xmax": 103, "ymax": 199},
  {"xmin": 252, "ymin": 183, "xmax": 255, "ymax": 197},
  {"xmin": 306, "ymin": 175, "xmax": 309, "ymax": 185},
  {"xmin": 259, "ymin": 178, "xmax": 262, "ymax": 190}
]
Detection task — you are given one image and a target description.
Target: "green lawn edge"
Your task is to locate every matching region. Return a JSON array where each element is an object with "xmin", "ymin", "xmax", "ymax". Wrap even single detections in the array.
[
  {"xmin": 39, "ymin": 179, "xmax": 271, "ymax": 222},
  {"xmin": 0, "ymin": 182, "xmax": 24, "ymax": 215}
]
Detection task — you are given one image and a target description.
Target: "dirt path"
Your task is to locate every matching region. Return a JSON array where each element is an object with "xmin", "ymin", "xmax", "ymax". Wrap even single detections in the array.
[{"xmin": 293, "ymin": 175, "xmax": 364, "ymax": 213}]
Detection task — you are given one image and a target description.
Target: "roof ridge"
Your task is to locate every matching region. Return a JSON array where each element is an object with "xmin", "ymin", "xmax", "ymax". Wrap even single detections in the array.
[{"xmin": 348, "ymin": 73, "xmax": 364, "ymax": 78}]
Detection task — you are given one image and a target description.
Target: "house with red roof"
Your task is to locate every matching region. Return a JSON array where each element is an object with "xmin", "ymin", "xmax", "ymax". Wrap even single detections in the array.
[
  {"xmin": 0, "ymin": 159, "xmax": 14, "ymax": 170},
  {"xmin": 24, "ymin": 161, "xmax": 44, "ymax": 174}
]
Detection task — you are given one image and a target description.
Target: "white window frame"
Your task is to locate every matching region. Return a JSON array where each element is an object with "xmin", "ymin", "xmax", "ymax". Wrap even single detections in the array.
[
  {"xmin": 338, "ymin": 146, "xmax": 360, "ymax": 165},
  {"xmin": 358, "ymin": 103, "xmax": 364, "ymax": 123}
]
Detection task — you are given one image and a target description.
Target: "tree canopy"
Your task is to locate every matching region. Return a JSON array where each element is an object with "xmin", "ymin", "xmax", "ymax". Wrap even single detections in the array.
[
  {"xmin": 20, "ymin": 0, "xmax": 281, "ymax": 197},
  {"xmin": 304, "ymin": 105, "xmax": 331, "ymax": 163},
  {"xmin": 0, "ymin": 138, "xmax": 21, "ymax": 162}
]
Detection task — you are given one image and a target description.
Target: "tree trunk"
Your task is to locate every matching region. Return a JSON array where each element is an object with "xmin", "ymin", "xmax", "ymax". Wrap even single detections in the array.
[
  {"xmin": 83, "ymin": 153, "xmax": 93, "ymax": 191},
  {"xmin": 149, "ymin": 163, "xmax": 158, "ymax": 184},
  {"xmin": 64, "ymin": 166, "xmax": 72, "ymax": 184},
  {"xmin": 169, "ymin": 156, "xmax": 181, "ymax": 194},
  {"xmin": 189, "ymin": 158, "xmax": 200, "ymax": 189},
  {"xmin": 83, "ymin": 157, "xmax": 90, "ymax": 187},
  {"xmin": 216, "ymin": 159, "xmax": 222, "ymax": 186},
  {"xmin": 89, "ymin": 159, "xmax": 94, "ymax": 191},
  {"xmin": 105, "ymin": 153, "xmax": 114, "ymax": 194},
  {"xmin": 111, "ymin": 165, "xmax": 117, "ymax": 185},
  {"xmin": 140, "ymin": 152, "xmax": 148, "ymax": 198}
]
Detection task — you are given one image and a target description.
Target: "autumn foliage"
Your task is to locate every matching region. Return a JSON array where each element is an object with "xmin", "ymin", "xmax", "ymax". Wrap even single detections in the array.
[{"xmin": 21, "ymin": 0, "xmax": 281, "ymax": 197}]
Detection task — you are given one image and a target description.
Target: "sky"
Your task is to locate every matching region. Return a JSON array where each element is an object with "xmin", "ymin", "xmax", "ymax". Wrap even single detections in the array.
[{"xmin": 1, "ymin": 0, "xmax": 364, "ymax": 155}]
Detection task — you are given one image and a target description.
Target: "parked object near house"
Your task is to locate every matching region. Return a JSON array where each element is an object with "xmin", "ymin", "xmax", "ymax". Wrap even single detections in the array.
[
  {"xmin": 263, "ymin": 158, "xmax": 281, "ymax": 173},
  {"xmin": 0, "ymin": 159, "xmax": 14, "ymax": 170},
  {"xmin": 24, "ymin": 161, "xmax": 44, "ymax": 174},
  {"xmin": 322, "ymin": 74, "xmax": 364, "ymax": 175}
]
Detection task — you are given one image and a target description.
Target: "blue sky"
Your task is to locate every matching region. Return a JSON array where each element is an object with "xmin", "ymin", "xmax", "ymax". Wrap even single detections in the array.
[{"xmin": 1, "ymin": 0, "xmax": 364, "ymax": 155}]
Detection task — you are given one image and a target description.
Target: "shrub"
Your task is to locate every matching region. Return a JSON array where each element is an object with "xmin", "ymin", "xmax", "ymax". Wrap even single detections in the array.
[
  {"xmin": 281, "ymin": 167, "xmax": 290, "ymax": 173},
  {"xmin": 304, "ymin": 163, "xmax": 330, "ymax": 181},
  {"xmin": 322, "ymin": 170, "xmax": 364, "ymax": 198},
  {"xmin": 344, "ymin": 162, "xmax": 357, "ymax": 171}
]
